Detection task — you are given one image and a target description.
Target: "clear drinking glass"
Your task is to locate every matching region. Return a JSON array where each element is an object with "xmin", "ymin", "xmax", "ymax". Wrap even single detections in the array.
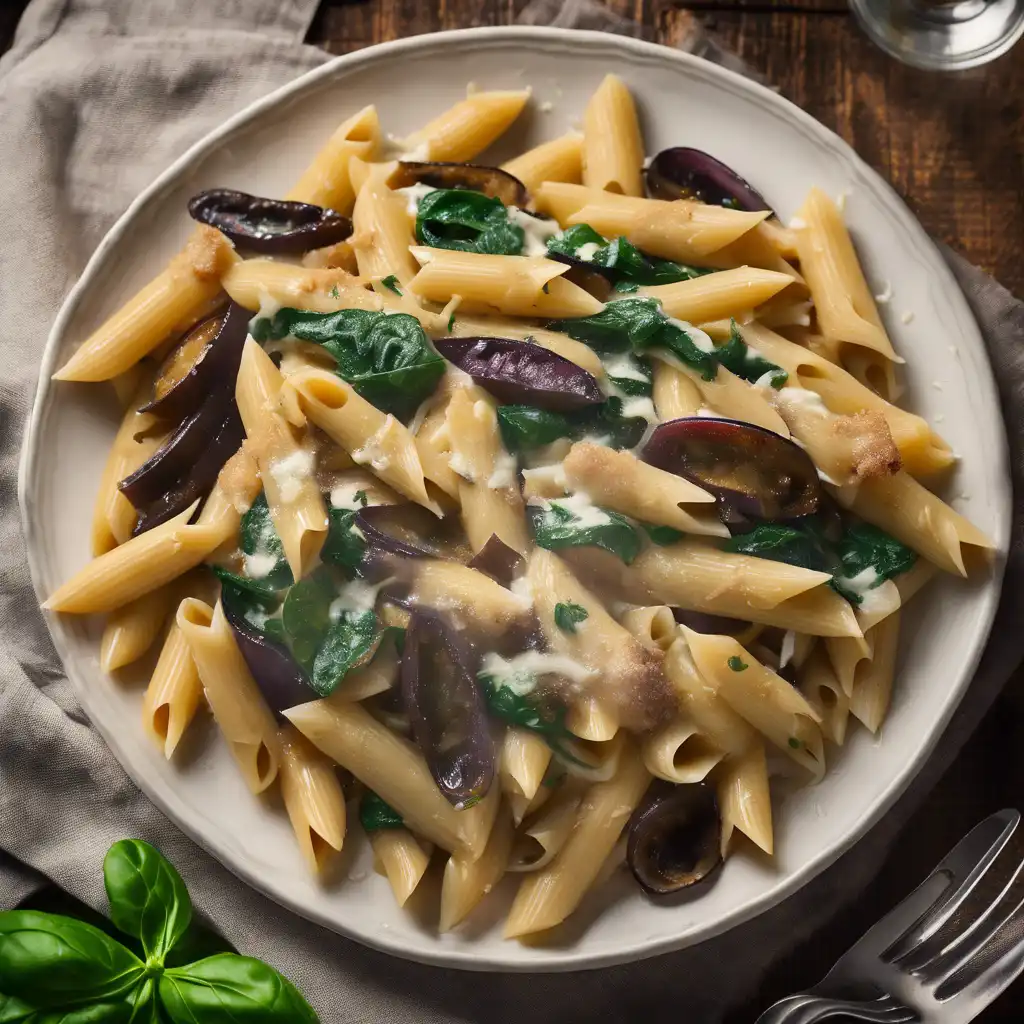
[{"xmin": 850, "ymin": 0, "xmax": 1024, "ymax": 68}]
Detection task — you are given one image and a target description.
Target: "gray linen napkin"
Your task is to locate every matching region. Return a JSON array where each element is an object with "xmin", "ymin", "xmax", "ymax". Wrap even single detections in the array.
[{"xmin": 2, "ymin": 0, "xmax": 1023, "ymax": 1020}]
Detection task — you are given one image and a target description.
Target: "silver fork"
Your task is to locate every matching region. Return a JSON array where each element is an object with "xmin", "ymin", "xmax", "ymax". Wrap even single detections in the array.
[{"xmin": 756, "ymin": 808, "xmax": 1024, "ymax": 1023}]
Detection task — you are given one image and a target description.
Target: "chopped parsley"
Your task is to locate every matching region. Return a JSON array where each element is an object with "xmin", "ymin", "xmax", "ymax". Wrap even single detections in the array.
[
  {"xmin": 788, "ymin": 737, "xmax": 804, "ymax": 750},
  {"xmin": 328, "ymin": 285, "xmax": 340, "ymax": 299},
  {"xmin": 352, "ymin": 489, "xmax": 368, "ymax": 507},
  {"xmin": 381, "ymin": 275, "xmax": 403, "ymax": 296},
  {"xmin": 554, "ymin": 601, "xmax": 589, "ymax": 633},
  {"xmin": 447, "ymin": 311, "xmax": 456, "ymax": 332},
  {"xmin": 728, "ymin": 655, "xmax": 748, "ymax": 672}
]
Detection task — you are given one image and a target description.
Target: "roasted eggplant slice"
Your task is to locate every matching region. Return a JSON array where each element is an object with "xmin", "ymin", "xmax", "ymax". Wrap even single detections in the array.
[
  {"xmin": 389, "ymin": 162, "xmax": 528, "ymax": 206},
  {"xmin": 119, "ymin": 385, "xmax": 234, "ymax": 509},
  {"xmin": 132, "ymin": 405, "xmax": 244, "ymax": 535},
  {"xmin": 646, "ymin": 147, "xmax": 772, "ymax": 214},
  {"xmin": 467, "ymin": 534, "xmax": 525, "ymax": 588},
  {"xmin": 641, "ymin": 417, "xmax": 823, "ymax": 528},
  {"xmin": 141, "ymin": 303, "xmax": 249, "ymax": 421},
  {"xmin": 400, "ymin": 611, "xmax": 494, "ymax": 809},
  {"xmin": 434, "ymin": 337, "xmax": 604, "ymax": 412},
  {"xmin": 356, "ymin": 504, "xmax": 470, "ymax": 563},
  {"xmin": 188, "ymin": 189, "xmax": 352, "ymax": 254},
  {"xmin": 627, "ymin": 781, "xmax": 722, "ymax": 896}
]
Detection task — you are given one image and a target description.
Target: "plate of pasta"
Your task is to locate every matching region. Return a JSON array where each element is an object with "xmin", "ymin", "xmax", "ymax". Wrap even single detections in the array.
[{"xmin": 21, "ymin": 27, "xmax": 1009, "ymax": 969}]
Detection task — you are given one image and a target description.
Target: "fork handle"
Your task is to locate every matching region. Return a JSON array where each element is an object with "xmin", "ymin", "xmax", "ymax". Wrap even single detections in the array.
[{"xmin": 754, "ymin": 994, "xmax": 914, "ymax": 1023}]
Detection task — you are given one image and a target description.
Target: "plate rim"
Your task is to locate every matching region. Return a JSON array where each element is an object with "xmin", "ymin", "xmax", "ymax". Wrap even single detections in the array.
[{"xmin": 18, "ymin": 25, "xmax": 1011, "ymax": 972}]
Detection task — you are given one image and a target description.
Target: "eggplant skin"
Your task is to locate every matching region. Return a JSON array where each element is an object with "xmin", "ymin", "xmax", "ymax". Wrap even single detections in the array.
[
  {"xmin": 132, "ymin": 405, "xmax": 244, "ymax": 535},
  {"xmin": 141, "ymin": 302, "xmax": 248, "ymax": 422},
  {"xmin": 389, "ymin": 162, "xmax": 528, "ymax": 206},
  {"xmin": 188, "ymin": 189, "xmax": 352, "ymax": 255}
]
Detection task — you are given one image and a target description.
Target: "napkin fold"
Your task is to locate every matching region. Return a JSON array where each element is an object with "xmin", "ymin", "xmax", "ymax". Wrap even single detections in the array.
[{"xmin": 1, "ymin": 0, "xmax": 1022, "ymax": 1021}]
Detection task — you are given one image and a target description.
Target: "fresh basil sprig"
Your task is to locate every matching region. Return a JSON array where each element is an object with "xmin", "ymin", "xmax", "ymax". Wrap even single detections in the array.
[
  {"xmin": 547, "ymin": 224, "xmax": 713, "ymax": 286},
  {"xmin": 251, "ymin": 307, "xmax": 444, "ymax": 421},
  {"xmin": 0, "ymin": 840, "xmax": 318, "ymax": 1022}
]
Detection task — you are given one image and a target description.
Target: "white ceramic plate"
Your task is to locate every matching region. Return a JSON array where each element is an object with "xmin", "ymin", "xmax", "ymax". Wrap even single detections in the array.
[{"xmin": 20, "ymin": 27, "xmax": 1010, "ymax": 971}]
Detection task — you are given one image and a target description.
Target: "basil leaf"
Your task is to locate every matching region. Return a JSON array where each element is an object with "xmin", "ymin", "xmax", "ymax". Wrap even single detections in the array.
[
  {"xmin": 0, "ymin": 911, "xmax": 143, "ymax": 1007},
  {"xmin": 714, "ymin": 321, "xmax": 787, "ymax": 388},
  {"xmin": 415, "ymin": 188, "xmax": 523, "ymax": 256},
  {"xmin": 126, "ymin": 978, "xmax": 157, "ymax": 1024},
  {"xmin": 835, "ymin": 523, "xmax": 917, "ymax": 589},
  {"xmin": 529, "ymin": 500, "xmax": 641, "ymax": 564},
  {"xmin": 1, "ymin": 1003, "xmax": 135, "ymax": 1024},
  {"xmin": 724, "ymin": 523, "xmax": 836, "ymax": 574},
  {"xmin": 380, "ymin": 275, "xmax": 402, "ymax": 295},
  {"xmin": 251, "ymin": 308, "xmax": 444, "ymax": 420},
  {"xmin": 310, "ymin": 611, "xmax": 387, "ymax": 697},
  {"xmin": 496, "ymin": 406, "xmax": 575, "ymax": 453},
  {"xmin": 320, "ymin": 508, "xmax": 367, "ymax": 573},
  {"xmin": 238, "ymin": 494, "xmax": 293, "ymax": 591},
  {"xmin": 163, "ymin": 919, "xmax": 235, "ymax": 969},
  {"xmin": 554, "ymin": 602, "xmax": 588, "ymax": 633},
  {"xmin": 102, "ymin": 839, "xmax": 191, "ymax": 963},
  {"xmin": 642, "ymin": 523, "xmax": 685, "ymax": 546},
  {"xmin": 159, "ymin": 954, "xmax": 317, "ymax": 1024},
  {"xmin": 358, "ymin": 791, "xmax": 404, "ymax": 832},
  {"xmin": 548, "ymin": 225, "xmax": 712, "ymax": 286}
]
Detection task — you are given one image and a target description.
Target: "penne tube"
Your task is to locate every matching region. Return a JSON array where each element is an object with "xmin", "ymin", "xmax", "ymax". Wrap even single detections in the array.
[
  {"xmin": 445, "ymin": 387, "xmax": 529, "ymax": 555},
  {"xmin": 508, "ymin": 785, "xmax": 581, "ymax": 872},
  {"xmin": 664, "ymin": 636, "xmax": 758, "ymax": 762},
  {"xmin": 278, "ymin": 724, "xmax": 347, "ymax": 874},
  {"xmin": 54, "ymin": 227, "xmax": 237, "ymax": 382},
  {"xmin": 500, "ymin": 727, "xmax": 553, "ymax": 814},
  {"xmin": 237, "ymin": 341, "xmax": 329, "ymax": 579},
  {"xmin": 284, "ymin": 698, "xmax": 492, "ymax": 857},
  {"xmin": 177, "ymin": 599, "xmax": 280, "ymax": 794},
  {"xmin": 794, "ymin": 188, "xmax": 902, "ymax": 399},
  {"xmin": 620, "ymin": 605, "xmax": 678, "ymax": 653},
  {"xmin": 526, "ymin": 548, "xmax": 669, "ymax": 731},
  {"xmin": 369, "ymin": 828, "xmax": 430, "ymax": 907},
  {"xmin": 702, "ymin": 223, "xmax": 807, "ymax": 286},
  {"xmin": 566, "ymin": 697, "xmax": 620, "ymax": 743},
  {"xmin": 411, "ymin": 391, "xmax": 462, "ymax": 500},
  {"xmin": 740, "ymin": 322, "xmax": 953, "ymax": 476},
  {"xmin": 637, "ymin": 267, "xmax": 793, "ymax": 323},
  {"xmin": 141, "ymin": 611, "xmax": 203, "ymax": 759},
  {"xmin": 281, "ymin": 367, "xmax": 441, "ymax": 515},
  {"xmin": 448, "ymin": 315, "xmax": 607, "ymax": 381},
  {"xmin": 222, "ymin": 259, "xmax": 377, "ymax": 316},
  {"xmin": 561, "ymin": 442, "xmax": 726, "ymax": 538},
  {"xmin": 831, "ymin": 474, "xmax": 994, "ymax": 576},
  {"xmin": 533, "ymin": 182, "xmax": 769, "ymax": 263},
  {"xmin": 100, "ymin": 585, "xmax": 175, "ymax": 672},
  {"xmin": 350, "ymin": 167, "xmax": 420, "ymax": 285},
  {"xmin": 642, "ymin": 715, "xmax": 724, "ymax": 784},
  {"xmin": 285, "ymin": 104, "xmax": 380, "ymax": 213},
  {"xmin": 43, "ymin": 502, "xmax": 228, "ymax": 614},
  {"xmin": 402, "ymin": 89, "xmax": 531, "ymax": 163},
  {"xmin": 652, "ymin": 360, "xmax": 703, "ymax": 420},
  {"xmin": 408, "ymin": 247, "xmax": 603, "ymax": 319},
  {"xmin": 798, "ymin": 645, "xmax": 850, "ymax": 746},
  {"xmin": 621, "ymin": 541, "xmax": 862, "ymax": 638},
  {"xmin": 651, "ymin": 353, "xmax": 790, "ymax": 436},
  {"xmin": 504, "ymin": 738, "xmax": 650, "ymax": 938},
  {"xmin": 581, "ymin": 74, "xmax": 645, "ymax": 197},
  {"xmin": 716, "ymin": 741, "xmax": 773, "ymax": 855},
  {"xmin": 682, "ymin": 627, "xmax": 824, "ymax": 779},
  {"xmin": 502, "ymin": 133, "xmax": 584, "ymax": 192},
  {"xmin": 92, "ymin": 377, "xmax": 166, "ymax": 553},
  {"xmin": 440, "ymin": 803, "xmax": 515, "ymax": 932},
  {"xmin": 849, "ymin": 611, "xmax": 902, "ymax": 734},
  {"xmin": 327, "ymin": 636, "xmax": 399, "ymax": 703},
  {"xmin": 194, "ymin": 444, "xmax": 261, "ymax": 542}
]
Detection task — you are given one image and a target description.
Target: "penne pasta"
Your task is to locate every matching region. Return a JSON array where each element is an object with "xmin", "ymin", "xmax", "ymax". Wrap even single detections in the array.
[
  {"xmin": 141, "ymin": 610, "xmax": 204, "ymax": 760},
  {"xmin": 849, "ymin": 611, "xmax": 902, "ymax": 734},
  {"xmin": 637, "ymin": 267, "xmax": 793, "ymax": 323},
  {"xmin": 100, "ymin": 585, "xmax": 175, "ymax": 672},
  {"xmin": 500, "ymin": 727, "xmax": 553, "ymax": 819},
  {"xmin": 508, "ymin": 785, "xmax": 582, "ymax": 873},
  {"xmin": 716, "ymin": 741, "xmax": 773, "ymax": 855},
  {"xmin": 222, "ymin": 259, "xmax": 378, "ymax": 316},
  {"xmin": 620, "ymin": 605, "xmax": 678, "ymax": 653},
  {"xmin": 642, "ymin": 715, "xmax": 724, "ymax": 784},
  {"xmin": 177, "ymin": 599, "xmax": 280, "ymax": 794},
  {"xmin": 502, "ymin": 133, "xmax": 584, "ymax": 192},
  {"xmin": 369, "ymin": 828, "xmax": 430, "ymax": 907},
  {"xmin": 402, "ymin": 89, "xmax": 531, "ymax": 163},
  {"xmin": 581, "ymin": 74, "xmax": 645, "ymax": 197},
  {"xmin": 798, "ymin": 645, "xmax": 850, "ymax": 746},
  {"xmin": 351, "ymin": 166, "xmax": 420, "ymax": 285},
  {"xmin": 278, "ymin": 724, "xmax": 347, "ymax": 874}
]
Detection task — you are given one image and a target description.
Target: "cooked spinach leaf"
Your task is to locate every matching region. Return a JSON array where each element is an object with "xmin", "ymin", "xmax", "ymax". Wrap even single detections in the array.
[
  {"xmin": 250, "ymin": 307, "xmax": 444, "ymax": 420},
  {"xmin": 477, "ymin": 674, "xmax": 578, "ymax": 757},
  {"xmin": 415, "ymin": 188, "xmax": 523, "ymax": 256},
  {"xmin": 604, "ymin": 353, "xmax": 653, "ymax": 397},
  {"xmin": 548, "ymin": 224, "xmax": 713, "ymax": 286},
  {"xmin": 238, "ymin": 493, "xmax": 293, "ymax": 590},
  {"xmin": 724, "ymin": 522, "xmax": 836, "ymax": 574},
  {"xmin": 714, "ymin": 320, "xmax": 788, "ymax": 388},
  {"xmin": 642, "ymin": 523, "xmax": 686, "ymax": 546},
  {"xmin": 496, "ymin": 397, "xmax": 646, "ymax": 453},
  {"xmin": 832, "ymin": 523, "xmax": 917, "ymax": 604},
  {"xmin": 359, "ymin": 790, "xmax": 404, "ymax": 832},
  {"xmin": 321, "ymin": 508, "xmax": 367, "ymax": 572},
  {"xmin": 311, "ymin": 609, "xmax": 389, "ymax": 697},
  {"xmin": 529, "ymin": 499, "xmax": 641, "ymax": 564}
]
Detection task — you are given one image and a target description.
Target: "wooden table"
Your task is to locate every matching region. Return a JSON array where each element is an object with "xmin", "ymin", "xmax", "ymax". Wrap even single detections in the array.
[{"xmin": 2, "ymin": 0, "xmax": 1022, "ymax": 1017}]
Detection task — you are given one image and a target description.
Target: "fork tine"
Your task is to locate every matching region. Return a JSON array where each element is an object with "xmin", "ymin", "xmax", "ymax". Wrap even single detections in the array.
[
  {"xmin": 936, "ymin": 908, "xmax": 1024, "ymax": 1003},
  {"xmin": 882, "ymin": 809, "xmax": 1020, "ymax": 963}
]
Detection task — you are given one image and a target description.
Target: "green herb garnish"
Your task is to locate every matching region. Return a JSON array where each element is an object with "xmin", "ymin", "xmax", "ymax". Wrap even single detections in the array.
[
  {"xmin": 529, "ymin": 500, "xmax": 641, "ymax": 565},
  {"xmin": 728, "ymin": 655, "xmax": 748, "ymax": 672},
  {"xmin": 554, "ymin": 601, "xmax": 589, "ymax": 633},
  {"xmin": 381, "ymin": 274, "xmax": 403, "ymax": 295}
]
